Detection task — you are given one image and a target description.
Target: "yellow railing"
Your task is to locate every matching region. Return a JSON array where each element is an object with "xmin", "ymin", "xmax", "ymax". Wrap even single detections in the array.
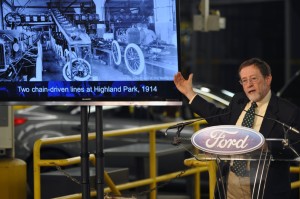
[
  {"xmin": 33, "ymin": 119, "xmax": 209, "ymax": 199},
  {"xmin": 290, "ymin": 166, "xmax": 300, "ymax": 191},
  {"xmin": 33, "ymin": 119, "xmax": 300, "ymax": 199}
]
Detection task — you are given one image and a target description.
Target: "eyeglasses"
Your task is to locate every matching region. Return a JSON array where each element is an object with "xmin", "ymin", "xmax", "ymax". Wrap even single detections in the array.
[{"xmin": 239, "ymin": 76, "xmax": 259, "ymax": 85}]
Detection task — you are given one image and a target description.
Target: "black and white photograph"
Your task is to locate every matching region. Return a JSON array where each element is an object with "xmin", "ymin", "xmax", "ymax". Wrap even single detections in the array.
[{"xmin": 0, "ymin": 0, "xmax": 179, "ymax": 82}]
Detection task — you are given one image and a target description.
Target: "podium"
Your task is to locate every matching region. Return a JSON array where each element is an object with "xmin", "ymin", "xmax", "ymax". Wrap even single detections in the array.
[{"xmin": 186, "ymin": 125, "xmax": 300, "ymax": 199}]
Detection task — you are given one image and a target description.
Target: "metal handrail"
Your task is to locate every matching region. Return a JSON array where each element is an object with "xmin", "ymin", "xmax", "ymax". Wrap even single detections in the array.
[
  {"xmin": 33, "ymin": 119, "xmax": 208, "ymax": 199},
  {"xmin": 33, "ymin": 119, "xmax": 300, "ymax": 199}
]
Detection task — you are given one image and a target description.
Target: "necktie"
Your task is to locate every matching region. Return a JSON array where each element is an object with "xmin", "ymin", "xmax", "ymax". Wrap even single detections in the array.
[{"xmin": 231, "ymin": 102, "xmax": 257, "ymax": 177}]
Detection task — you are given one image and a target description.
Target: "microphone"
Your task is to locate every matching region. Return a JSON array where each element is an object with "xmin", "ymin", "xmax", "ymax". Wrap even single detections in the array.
[
  {"xmin": 243, "ymin": 109, "xmax": 299, "ymax": 134},
  {"xmin": 166, "ymin": 119, "xmax": 203, "ymax": 130},
  {"xmin": 165, "ymin": 118, "xmax": 203, "ymax": 144},
  {"xmin": 243, "ymin": 109, "xmax": 300, "ymax": 157},
  {"xmin": 166, "ymin": 111, "xmax": 231, "ymax": 131},
  {"xmin": 166, "ymin": 111, "xmax": 231, "ymax": 145}
]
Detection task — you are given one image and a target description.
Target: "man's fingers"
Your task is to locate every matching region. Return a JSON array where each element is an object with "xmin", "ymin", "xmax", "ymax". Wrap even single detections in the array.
[{"xmin": 174, "ymin": 72, "xmax": 183, "ymax": 84}]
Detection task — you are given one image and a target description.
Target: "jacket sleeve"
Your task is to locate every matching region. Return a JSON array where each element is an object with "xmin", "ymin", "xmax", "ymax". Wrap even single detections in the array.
[{"xmin": 189, "ymin": 93, "xmax": 246, "ymax": 126}]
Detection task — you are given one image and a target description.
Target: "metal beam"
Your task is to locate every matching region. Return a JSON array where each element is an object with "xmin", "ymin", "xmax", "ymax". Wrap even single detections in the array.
[
  {"xmin": 63, "ymin": 0, "xmax": 78, "ymax": 12},
  {"xmin": 284, "ymin": 0, "xmax": 291, "ymax": 83}
]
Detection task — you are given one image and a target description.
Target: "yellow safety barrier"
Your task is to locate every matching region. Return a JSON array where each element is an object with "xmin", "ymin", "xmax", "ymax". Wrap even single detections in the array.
[
  {"xmin": 33, "ymin": 119, "xmax": 208, "ymax": 199},
  {"xmin": 290, "ymin": 166, "xmax": 300, "ymax": 196},
  {"xmin": 33, "ymin": 119, "xmax": 300, "ymax": 199},
  {"xmin": 184, "ymin": 158, "xmax": 216, "ymax": 199},
  {"xmin": 0, "ymin": 158, "xmax": 27, "ymax": 199}
]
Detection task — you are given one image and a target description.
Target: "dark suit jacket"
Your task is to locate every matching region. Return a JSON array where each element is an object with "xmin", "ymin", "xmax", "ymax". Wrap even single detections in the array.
[{"xmin": 190, "ymin": 92, "xmax": 300, "ymax": 199}]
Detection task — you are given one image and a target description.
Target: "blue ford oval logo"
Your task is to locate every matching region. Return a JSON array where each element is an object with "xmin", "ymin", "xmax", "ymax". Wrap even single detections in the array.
[{"xmin": 191, "ymin": 125, "xmax": 265, "ymax": 155}]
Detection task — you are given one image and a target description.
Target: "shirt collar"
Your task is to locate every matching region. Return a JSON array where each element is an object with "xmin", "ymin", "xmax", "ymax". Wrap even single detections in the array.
[{"xmin": 255, "ymin": 90, "xmax": 271, "ymax": 108}]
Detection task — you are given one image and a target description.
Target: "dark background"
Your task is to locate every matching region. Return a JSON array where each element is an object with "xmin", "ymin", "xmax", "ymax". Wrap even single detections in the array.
[{"xmin": 179, "ymin": 0, "xmax": 300, "ymax": 93}]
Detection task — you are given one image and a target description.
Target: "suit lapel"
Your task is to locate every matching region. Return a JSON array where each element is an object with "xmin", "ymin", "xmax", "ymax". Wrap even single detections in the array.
[
  {"xmin": 231, "ymin": 94, "xmax": 249, "ymax": 125},
  {"xmin": 232, "ymin": 92, "xmax": 279, "ymax": 138},
  {"xmin": 259, "ymin": 93, "xmax": 279, "ymax": 138}
]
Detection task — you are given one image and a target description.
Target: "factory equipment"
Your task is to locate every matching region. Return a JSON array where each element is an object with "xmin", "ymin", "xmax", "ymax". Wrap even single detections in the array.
[
  {"xmin": 50, "ymin": 8, "xmax": 92, "ymax": 81},
  {"xmin": 193, "ymin": 0, "xmax": 226, "ymax": 32},
  {"xmin": 0, "ymin": 30, "xmax": 40, "ymax": 81}
]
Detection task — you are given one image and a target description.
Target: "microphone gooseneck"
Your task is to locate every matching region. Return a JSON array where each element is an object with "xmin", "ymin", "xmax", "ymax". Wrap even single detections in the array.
[
  {"xmin": 166, "ymin": 111, "xmax": 231, "ymax": 145},
  {"xmin": 243, "ymin": 109, "xmax": 299, "ymax": 134},
  {"xmin": 243, "ymin": 109, "xmax": 300, "ymax": 157}
]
